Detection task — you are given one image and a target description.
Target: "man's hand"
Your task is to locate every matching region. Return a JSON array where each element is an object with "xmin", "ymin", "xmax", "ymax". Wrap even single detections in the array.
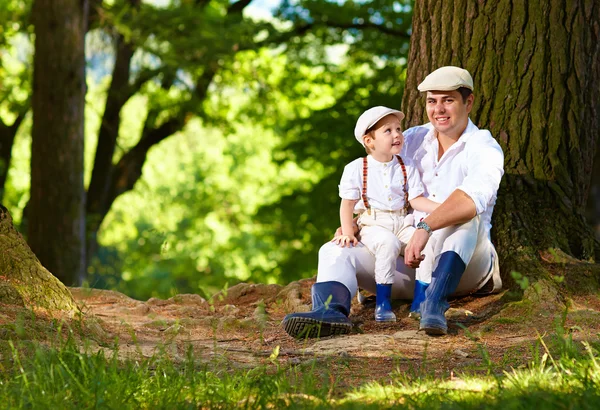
[
  {"xmin": 332, "ymin": 234, "xmax": 359, "ymax": 248},
  {"xmin": 404, "ymin": 229, "xmax": 429, "ymax": 268}
]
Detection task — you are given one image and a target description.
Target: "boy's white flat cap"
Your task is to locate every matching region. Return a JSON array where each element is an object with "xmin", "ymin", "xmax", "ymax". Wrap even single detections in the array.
[
  {"xmin": 354, "ymin": 106, "xmax": 405, "ymax": 146},
  {"xmin": 417, "ymin": 66, "xmax": 474, "ymax": 92}
]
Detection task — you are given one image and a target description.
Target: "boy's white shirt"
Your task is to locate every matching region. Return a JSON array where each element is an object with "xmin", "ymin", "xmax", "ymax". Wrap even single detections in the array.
[{"xmin": 338, "ymin": 155, "xmax": 424, "ymax": 213}]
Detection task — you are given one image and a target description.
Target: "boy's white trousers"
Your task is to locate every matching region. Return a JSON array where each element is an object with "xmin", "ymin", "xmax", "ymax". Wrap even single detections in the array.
[{"xmin": 357, "ymin": 209, "xmax": 414, "ymax": 285}]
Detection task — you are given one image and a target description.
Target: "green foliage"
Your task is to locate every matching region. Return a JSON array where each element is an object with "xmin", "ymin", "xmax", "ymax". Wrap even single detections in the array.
[
  {"xmin": 88, "ymin": 115, "xmax": 322, "ymax": 299},
  {"xmin": 1, "ymin": 0, "xmax": 416, "ymax": 298}
]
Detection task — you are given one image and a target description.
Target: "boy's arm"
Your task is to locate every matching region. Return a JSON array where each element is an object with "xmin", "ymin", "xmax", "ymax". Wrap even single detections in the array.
[
  {"xmin": 334, "ymin": 199, "xmax": 359, "ymax": 247},
  {"xmin": 334, "ymin": 216, "xmax": 359, "ymax": 237},
  {"xmin": 409, "ymin": 195, "xmax": 440, "ymax": 214},
  {"xmin": 340, "ymin": 199, "xmax": 358, "ymax": 235}
]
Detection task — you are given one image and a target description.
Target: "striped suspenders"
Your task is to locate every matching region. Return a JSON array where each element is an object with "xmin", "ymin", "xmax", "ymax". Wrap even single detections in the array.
[{"xmin": 361, "ymin": 155, "xmax": 408, "ymax": 215}]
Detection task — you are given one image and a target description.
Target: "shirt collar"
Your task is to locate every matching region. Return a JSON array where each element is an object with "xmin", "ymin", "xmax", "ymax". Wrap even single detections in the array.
[
  {"xmin": 367, "ymin": 155, "xmax": 397, "ymax": 167},
  {"xmin": 423, "ymin": 118, "xmax": 479, "ymax": 146}
]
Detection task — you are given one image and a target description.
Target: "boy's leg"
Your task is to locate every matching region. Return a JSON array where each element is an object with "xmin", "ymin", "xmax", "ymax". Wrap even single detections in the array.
[
  {"xmin": 359, "ymin": 225, "xmax": 403, "ymax": 285},
  {"xmin": 360, "ymin": 224, "xmax": 402, "ymax": 322}
]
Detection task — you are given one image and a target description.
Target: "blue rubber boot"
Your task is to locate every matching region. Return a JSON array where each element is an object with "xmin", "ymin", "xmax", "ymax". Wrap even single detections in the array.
[
  {"xmin": 374, "ymin": 284, "xmax": 396, "ymax": 322},
  {"xmin": 419, "ymin": 251, "xmax": 466, "ymax": 335},
  {"xmin": 408, "ymin": 280, "xmax": 429, "ymax": 319},
  {"xmin": 282, "ymin": 281, "xmax": 353, "ymax": 339}
]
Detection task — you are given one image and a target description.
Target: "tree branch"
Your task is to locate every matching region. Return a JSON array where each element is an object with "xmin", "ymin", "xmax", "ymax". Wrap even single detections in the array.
[
  {"xmin": 106, "ymin": 117, "xmax": 184, "ymax": 211},
  {"xmin": 87, "ymin": 33, "xmax": 136, "ymax": 218},
  {"xmin": 322, "ymin": 20, "xmax": 411, "ymax": 39},
  {"xmin": 246, "ymin": 20, "xmax": 410, "ymax": 51},
  {"xmin": 227, "ymin": 0, "xmax": 253, "ymax": 15}
]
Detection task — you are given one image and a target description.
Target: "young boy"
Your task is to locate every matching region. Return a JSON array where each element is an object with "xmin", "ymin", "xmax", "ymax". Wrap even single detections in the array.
[{"xmin": 334, "ymin": 106, "xmax": 439, "ymax": 322}]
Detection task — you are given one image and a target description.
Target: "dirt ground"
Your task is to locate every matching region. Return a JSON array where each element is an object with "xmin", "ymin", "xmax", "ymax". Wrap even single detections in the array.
[{"xmin": 7, "ymin": 276, "xmax": 579, "ymax": 385}]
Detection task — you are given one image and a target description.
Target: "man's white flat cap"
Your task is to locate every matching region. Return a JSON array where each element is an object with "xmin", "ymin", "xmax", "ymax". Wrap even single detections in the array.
[
  {"xmin": 417, "ymin": 66, "xmax": 474, "ymax": 92},
  {"xmin": 354, "ymin": 106, "xmax": 405, "ymax": 146}
]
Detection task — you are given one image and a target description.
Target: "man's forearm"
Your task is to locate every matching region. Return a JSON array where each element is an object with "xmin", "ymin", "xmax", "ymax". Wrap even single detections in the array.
[{"xmin": 423, "ymin": 189, "xmax": 476, "ymax": 231}]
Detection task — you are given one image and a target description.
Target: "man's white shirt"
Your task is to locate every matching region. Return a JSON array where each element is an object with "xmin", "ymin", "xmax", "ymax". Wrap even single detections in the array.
[{"xmin": 402, "ymin": 119, "xmax": 505, "ymax": 236}]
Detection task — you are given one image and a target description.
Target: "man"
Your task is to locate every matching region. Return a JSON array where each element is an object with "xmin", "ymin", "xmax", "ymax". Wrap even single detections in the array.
[{"xmin": 282, "ymin": 66, "xmax": 504, "ymax": 338}]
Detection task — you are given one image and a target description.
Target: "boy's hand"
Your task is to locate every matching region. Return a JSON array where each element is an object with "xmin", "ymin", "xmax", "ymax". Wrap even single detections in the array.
[
  {"xmin": 332, "ymin": 234, "xmax": 359, "ymax": 248},
  {"xmin": 334, "ymin": 221, "xmax": 359, "ymax": 238}
]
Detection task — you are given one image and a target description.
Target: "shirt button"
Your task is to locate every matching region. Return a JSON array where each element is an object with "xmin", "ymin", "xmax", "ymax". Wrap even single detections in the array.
[
  {"xmin": 385, "ymin": 185, "xmax": 388, "ymax": 188},
  {"xmin": 388, "ymin": 197, "xmax": 392, "ymax": 201},
  {"xmin": 432, "ymin": 194, "xmax": 436, "ymax": 197},
  {"xmin": 435, "ymin": 173, "xmax": 439, "ymax": 176}
]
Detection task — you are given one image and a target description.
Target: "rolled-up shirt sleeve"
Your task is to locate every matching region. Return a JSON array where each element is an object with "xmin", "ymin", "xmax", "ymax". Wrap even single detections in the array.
[
  {"xmin": 338, "ymin": 160, "xmax": 361, "ymax": 200},
  {"xmin": 456, "ymin": 132, "xmax": 505, "ymax": 215}
]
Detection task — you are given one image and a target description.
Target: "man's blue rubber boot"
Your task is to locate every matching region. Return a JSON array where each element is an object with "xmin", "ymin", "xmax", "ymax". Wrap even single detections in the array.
[
  {"xmin": 419, "ymin": 251, "xmax": 466, "ymax": 335},
  {"xmin": 282, "ymin": 281, "xmax": 353, "ymax": 339},
  {"xmin": 374, "ymin": 283, "xmax": 396, "ymax": 322},
  {"xmin": 408, "ymin": 280, "xmax": 429, "ymax": 319}
]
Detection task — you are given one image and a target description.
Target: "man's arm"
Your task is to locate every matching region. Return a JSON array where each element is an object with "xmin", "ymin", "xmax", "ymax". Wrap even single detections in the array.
[
  {"xmin": 423, "ymin": 189, "xmax": 476, "ymax": 230},
  {"xmin": 405, "ymin": 190, "xmax": 476, "ymax": 268},
  {"xmin": 405, "ymin": 132, "xmax": 503, "ymax": 268}
]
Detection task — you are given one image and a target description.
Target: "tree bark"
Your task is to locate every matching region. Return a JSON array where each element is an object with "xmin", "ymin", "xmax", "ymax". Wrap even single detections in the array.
[
  {"xmin": 403, "ymin": 0, "xmax": 600, "ymax": 284},
  {"xmin": 29, "ymin": 0, "xmax": 88, "ymax": 286},
  {"xmin": 0, "ymin": 205, "xmax": 77, "ymax": 311},
  {"xmin": 0, "ymin": 113, "xmax": 26, "ymax": 202}
]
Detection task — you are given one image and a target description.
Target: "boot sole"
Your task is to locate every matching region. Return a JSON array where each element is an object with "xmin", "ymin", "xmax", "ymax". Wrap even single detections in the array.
[
  {"xmin": 375, "ymin": 317, "xmax": 397, "ymax": 322},
  {"xmin": 419, "ymin": 325, "xmax": 447, "ymax": 336},
  {"xmin": 283, "ymin": 317, "xmax": 352, "ymax": 339}
]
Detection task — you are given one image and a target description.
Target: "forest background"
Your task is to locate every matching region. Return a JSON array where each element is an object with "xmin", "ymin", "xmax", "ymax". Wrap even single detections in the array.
[{"xmin": 1, "ymin": 0, "xmax": 598, "ymax": 302}]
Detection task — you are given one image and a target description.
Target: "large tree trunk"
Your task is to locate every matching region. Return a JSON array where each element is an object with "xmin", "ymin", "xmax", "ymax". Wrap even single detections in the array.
[
  {"xmin": 403, "ymin": 1, "xmax": 600, "ymax": 286},
  {"xmin": 0, "ymin": 114, "xmax": 26, "ymax": 202},
  {"xmin": 29, "ymin": 0, "xmax": 88, "ymax": 286},
  {"xmin": 0, "ymin": 205, "xmax": 77, "ymax": 311}
]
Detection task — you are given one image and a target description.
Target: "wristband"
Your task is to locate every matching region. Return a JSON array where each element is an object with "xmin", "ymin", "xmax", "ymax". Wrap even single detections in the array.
[{"xmin": 416, "ymin": 220, "xmax": 433, "ymax": 235}]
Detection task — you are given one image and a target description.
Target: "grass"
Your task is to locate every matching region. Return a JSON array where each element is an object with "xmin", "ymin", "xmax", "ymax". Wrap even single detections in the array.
[{"xmin": 1, "ymin": 321, "xmax": 600, "ymax": 409}]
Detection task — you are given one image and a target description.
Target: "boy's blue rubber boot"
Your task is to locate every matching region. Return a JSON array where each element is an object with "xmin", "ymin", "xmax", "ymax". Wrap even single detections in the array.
[
  {"xmin": 408, "ymin": 280, "xmax": 429, "ymax": 319},
  {"xmin": 374, "ymin": 283, "xmax": 396, "ymax": 322},
  {"xmin": 282, "ymin": 281, "xmax": 353, "ymax": 338},
  {"xmin": 419, "ymin": 251, "xmax": 466, "ymax": 335}
]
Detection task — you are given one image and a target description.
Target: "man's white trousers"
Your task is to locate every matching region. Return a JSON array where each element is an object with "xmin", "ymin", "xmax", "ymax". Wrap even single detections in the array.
[{"xmin": 317, "ymin": 216, "xmax": 499, "ymax": 299}]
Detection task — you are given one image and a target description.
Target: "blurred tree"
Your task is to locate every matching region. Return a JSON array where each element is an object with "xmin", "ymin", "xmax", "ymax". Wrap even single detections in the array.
[
  {"xmin": 0, "ymin": 0, "xmax": 30, "ymax": 202},
  {"xmin": 81, "ymin": 0, "xmax": 413, "ymax": 276},
  {"xmin": 28, "ymin": 0, "xmax": 88, "ymax": 285},
  {"xmin": 400, "ymin": 0, "xmax": 600, "ymax": 284},
  {"xmin": 0, "ymin": 0, "xmax": 413, "ymax": 287},
  {"xmin": 0, "ymin": 204, "xmax": 77, "ymax": 311}
]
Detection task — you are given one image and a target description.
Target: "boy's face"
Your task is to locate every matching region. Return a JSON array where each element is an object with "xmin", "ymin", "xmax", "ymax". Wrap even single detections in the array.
[{"xmin": 364, "ymin": 114, "xmax": 404, "ymax": 157}]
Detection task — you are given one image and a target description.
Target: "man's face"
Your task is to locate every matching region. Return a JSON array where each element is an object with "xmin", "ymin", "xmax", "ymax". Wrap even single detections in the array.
[{"xmin": 425, "ymin": 90, "xmax": 474, "ymax": 138}]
